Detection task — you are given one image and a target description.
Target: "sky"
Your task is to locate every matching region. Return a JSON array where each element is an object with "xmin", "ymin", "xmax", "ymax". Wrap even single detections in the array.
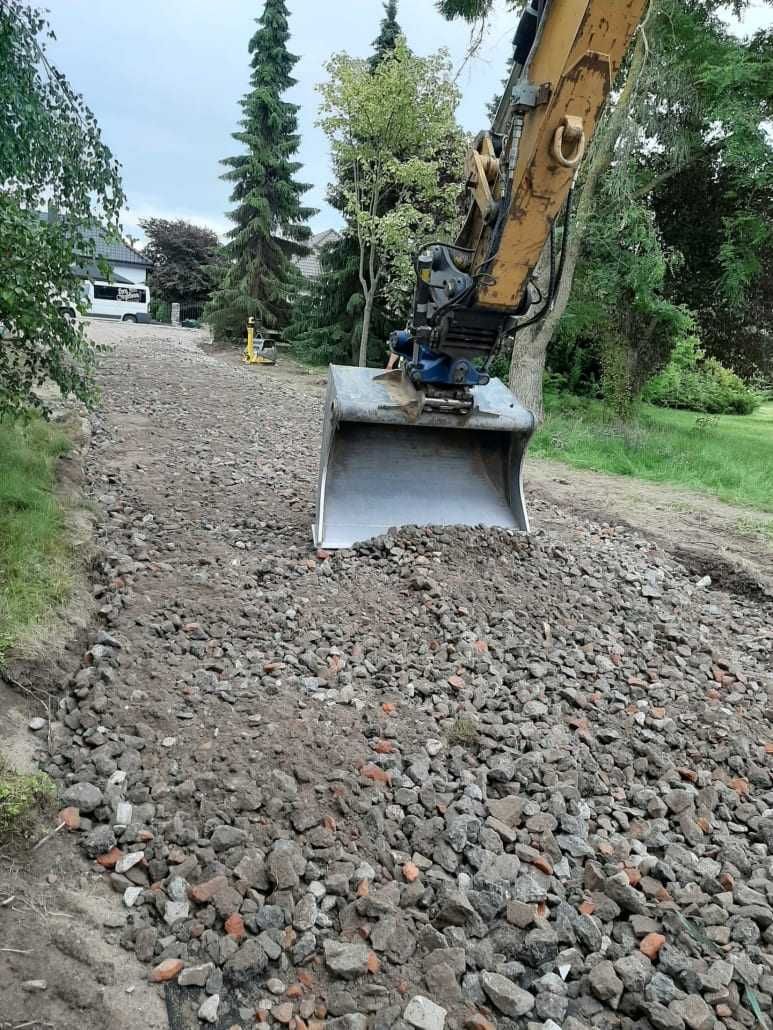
[{"xmin": 42, "ymin": 0, "xmax": 772, "ymax": 243}]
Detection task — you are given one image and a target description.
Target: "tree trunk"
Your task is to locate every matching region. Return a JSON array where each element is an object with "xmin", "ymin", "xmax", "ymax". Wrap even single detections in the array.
[
  {"xmin": 508, "ymin": 32, "xmax": 647, "ymax": 420},
  {"xmin": 509, "ymin": 323, "xmax": 548, "ymax": 420},
  {"xmin": 359, "ymin": 292, "xmax": 374, "ymax": 367}
]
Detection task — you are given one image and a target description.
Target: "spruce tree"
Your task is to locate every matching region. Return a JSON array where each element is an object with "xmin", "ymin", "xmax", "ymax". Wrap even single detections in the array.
[
  {"xmin": 369, "ymin": 1, "xmax": 402, "ymax": 71},
  {"xmin": 207, "ymin": 0, "xmax": 314, "ymax": 341}
]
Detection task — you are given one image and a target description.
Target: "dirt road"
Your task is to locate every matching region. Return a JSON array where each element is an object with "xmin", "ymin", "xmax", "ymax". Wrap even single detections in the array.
[{"xmin": 2, "ymin": 321, "xmax": 772, "ymax": 1030}]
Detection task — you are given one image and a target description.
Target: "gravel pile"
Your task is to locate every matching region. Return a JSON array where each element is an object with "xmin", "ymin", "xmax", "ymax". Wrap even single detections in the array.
[{"xmin": 39, "ymin": 328, "xmax": 773, "ymax": 1030}]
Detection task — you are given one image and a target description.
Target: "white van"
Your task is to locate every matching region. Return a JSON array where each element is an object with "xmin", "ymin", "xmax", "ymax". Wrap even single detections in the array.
[{"xmin": 82, "ymin": 280, "xmax": 150, "ymax": 322}]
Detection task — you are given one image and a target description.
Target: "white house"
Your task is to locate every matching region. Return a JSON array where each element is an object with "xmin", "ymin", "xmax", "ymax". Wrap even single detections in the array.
[{"xmin": 74, "ymin": 225, "xmax": 153, "ymax": 286}]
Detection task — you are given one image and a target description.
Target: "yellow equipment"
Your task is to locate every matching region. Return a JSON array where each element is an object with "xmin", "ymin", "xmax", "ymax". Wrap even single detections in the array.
[
  {"xmin": 314, "ymin": 0, "xmax": 648, "ymax": 549},
  {"xmin": 243, "ymin": 317, "xmax": 278, "ymax": 366}
]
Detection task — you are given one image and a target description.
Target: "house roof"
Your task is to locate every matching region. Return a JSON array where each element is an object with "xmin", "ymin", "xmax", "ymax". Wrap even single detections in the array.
[
  {"xmin": 294, "ymin": 228, "xmax": 342, "ymax": 281},
  {"xmin": 38, "ymin": 210, "xmax": 153, "ymax": 267},
  {"xmin": 77, "ymin": 225, "xmax": 153, "ymax": 267},
  {"xmin": 74, "ymin": 262, "xmax": 136, "ymax": 284}
]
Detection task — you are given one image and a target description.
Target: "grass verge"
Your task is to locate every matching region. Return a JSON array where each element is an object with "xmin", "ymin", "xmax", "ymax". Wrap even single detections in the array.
[
  {"xmin": 0, "ymin": 756, "xmax": 55, "ymax": 839},
  {"xmin": 0, "ymin": 416, "xmax": 72, "ymax": 664},
  {"xmin": 532, "ymin": 397, "xmax": 773, "ymax": 513}
]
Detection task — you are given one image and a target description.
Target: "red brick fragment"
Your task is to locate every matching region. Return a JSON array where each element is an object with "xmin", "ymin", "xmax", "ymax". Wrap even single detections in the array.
[
  {"xmin": 640, "ymin": 933, "xmax": 666, "ymax": 959},
  {"xmin": 402, "ymin": 862, "xmax": 420, "ymax": 883},
  {"xmin": 225, "ymin": 913, "xmax": 246, "ymax": 940},
  {"xmin": 59, "ymin": 807, "xmax": 80, "ymax": 831},
  {"xmin": 96, "ymin": 847, "xmax": 123, "ymax": 869},
  {"xmin": 361, "ymin": 764, "xmax": 392, "ymax": 785},
  {"xmin": 149, "ymin": 959, "xmax": 183, "ymax": 982}
]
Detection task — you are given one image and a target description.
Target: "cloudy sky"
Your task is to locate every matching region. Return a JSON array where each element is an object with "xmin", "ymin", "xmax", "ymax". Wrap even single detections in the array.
[{"xmin": 43, "ymin": 0, "xmax": 772, "ymax": 242}]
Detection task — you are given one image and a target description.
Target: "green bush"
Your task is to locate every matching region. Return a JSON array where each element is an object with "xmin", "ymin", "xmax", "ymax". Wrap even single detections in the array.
[
  {"xmin": 642, "ymin": 336, "xmax": 760, "ymax": 415},
  {"xmin": 150, "ymin": 299, "xmax": 171, "ymax": 323}
]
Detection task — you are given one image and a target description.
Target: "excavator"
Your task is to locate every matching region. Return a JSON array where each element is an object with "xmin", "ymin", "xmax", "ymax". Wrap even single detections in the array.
[{"xmin": 314, "ymin": 0, "xmax": 647, "ymax": 549}]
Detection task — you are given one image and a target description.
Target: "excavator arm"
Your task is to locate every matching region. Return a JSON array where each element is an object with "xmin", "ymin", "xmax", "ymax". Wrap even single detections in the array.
[
  {"xmin": 313, "ymin": 0, "xmax": 647, "ymax": 549},
  {"xmin": 391, "ymin": 0, "xmax": 648, "ymax": 396}
]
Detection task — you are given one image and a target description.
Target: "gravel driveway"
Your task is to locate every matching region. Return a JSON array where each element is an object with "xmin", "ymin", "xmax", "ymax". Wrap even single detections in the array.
[{"xmin": 10, "ymin": 319, "xmax": 773, "ymax": 1030}]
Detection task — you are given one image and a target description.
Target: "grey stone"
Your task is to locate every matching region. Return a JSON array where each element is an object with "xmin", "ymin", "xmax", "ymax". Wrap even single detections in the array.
[
  {"xmin": 649, "ymin": 1002, "xmax": 685, "ymax": 1030},
  {"xmin": 480, "ymin": 971, "xmax": 535, "ymax": 1018},
  {"xmin": 328, "ymin": 1017, "xmax": 368, "ymax": 1030},
  {"xmin": 294, "ymin": 893, "xmax": 318, "ymax": 931},
  {"xmin": 164, "ymin": 900, "xmax": 190, "ymax": 926},
  {"xmin": 134, "ymin": 927, "xmax": 157, "ymax": 963},
  {"xmin": 588, "ymin": 960, "xmax": 624, "ymax": 1007},
  {"xmin": 233, "ymin": 849, "xmax": 268, "ymax": 889},
  {"xmin": 403, "ymin": 995, "xmax": 447, "ymax": 1030},
  {"xmin": 210, "ymin": 825, "xmax": 248, "ymax": 851},
  {"xmin": 225, "ymin": 939, "xmax": 267, "ymax": 982},
  {"xmin": 61, "ymin": 782, "xmax": 103, "ymax": 813},
  {"xmin": 647, "ymin": 972, "xmax": 680, "ymax": 1006},
  {"xmin": 267, "ymin": 840, "xmax": 305, "ymax": 889},
  {"xmin": 434, "ymin": 889, "xmax": 476, "ymax": 927},
  {"xmin": 536, "ymin": 992, "xmax": 568, "ymax": 1023},
  {"xmin": 178, "ymin": 962, "xmax": 214, "ymax": 987},
  {"xmin": 603, "ymin": 872, "xmax": 648, "ymax": 915},
  {"xmin": 82, "ymin": 825, "xmax": 117, "ymax": 859},
  {"xmin": 198, "ymin": 993, "xmax": 220, "ymax": 1024},
  {"xmin": 614, "ymin": 953, "xmax": 652, "ymax": 993},
  {"xmin": 324, "ymin": 940, "xmax": 369, "ymax": 979},
  {"xmin": 664, "ymin": 789, "xmax": 693, "ymax": 814},
  {"xmin": 487, "ymin": 796, "xmax": 524, "ymax": 828},
  {"xmin": 506, "ymin": 900, "xmax": 535, "ymax": 929},
  {"xmin": 670, "ymin": 996, "xmax": 713, "ymax": 1030}
]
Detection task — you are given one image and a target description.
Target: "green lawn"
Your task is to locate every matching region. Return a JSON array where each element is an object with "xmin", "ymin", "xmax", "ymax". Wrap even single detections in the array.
[
  {"xmin": 0, "ymin": 418, "xmax": 72, "ymax": 663},
  {"xmin": 532, "ymin": 397, "xmax": 773, "ymax": 513}
]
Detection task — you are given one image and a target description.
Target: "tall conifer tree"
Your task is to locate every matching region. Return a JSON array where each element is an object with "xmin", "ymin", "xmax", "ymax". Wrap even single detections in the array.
[{"xmin": 207, "ymin": 0, "xmax": 314, "ymax": 340}]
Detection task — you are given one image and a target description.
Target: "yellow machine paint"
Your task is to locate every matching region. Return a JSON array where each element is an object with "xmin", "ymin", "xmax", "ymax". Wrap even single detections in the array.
[
  {"xmin": 463, "ymin": 0, "xmax": 649, "ymax": 312},
  {"xmin": 243, "ymin": 317, "xmax": 277, "ymax": 366}
]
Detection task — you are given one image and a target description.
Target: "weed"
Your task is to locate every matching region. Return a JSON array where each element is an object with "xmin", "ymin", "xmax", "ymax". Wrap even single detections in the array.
[
  {"xmin": 447, "ymin": 717, "xmax": 480, "ymax": 748},
  {"xmin": 0, "ymin": 756, "xmax": 55, "ymax": 839}
]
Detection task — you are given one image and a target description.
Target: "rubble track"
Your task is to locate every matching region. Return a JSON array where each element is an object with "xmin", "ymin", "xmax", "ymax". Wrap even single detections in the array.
[{"xmin": 5, "ymin": 320, "xmax": 773, "ymax": 1030}]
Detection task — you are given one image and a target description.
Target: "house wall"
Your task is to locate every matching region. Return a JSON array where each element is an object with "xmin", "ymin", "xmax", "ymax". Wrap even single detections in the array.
[{"xmin": 111, "ymin": 263, "xmax": 147, "ymax": 285}]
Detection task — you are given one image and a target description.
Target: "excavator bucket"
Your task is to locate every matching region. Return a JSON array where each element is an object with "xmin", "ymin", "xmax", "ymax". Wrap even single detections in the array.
[{"xmin": 313, "ymin": 366, "xmax": 535, "ymax": 550}]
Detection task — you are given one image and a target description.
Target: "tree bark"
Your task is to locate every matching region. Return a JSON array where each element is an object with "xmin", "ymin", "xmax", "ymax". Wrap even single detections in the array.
[
  {"xmin": 509, "ymin": 322, "xmax": 548, "ymax": 420},
  {"xmin": 508, "ymin": 32, "xmax": 647, "ymax": 420},
  {"xmin": 359, "ymin": 291, "xmax": 374, "ymax": 366}
]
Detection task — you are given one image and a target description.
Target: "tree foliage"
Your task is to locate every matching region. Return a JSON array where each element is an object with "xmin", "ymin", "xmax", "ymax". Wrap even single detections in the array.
[
  {"xmin": 318, "ymin": 39, "xmax": 465, "ymax": 365},
  {"xmin": 288, "ymin": 235, "xmax": 393, "ymax": 365},
  {"xmin": 205, "ymin": 0, "xmax": 314, "ymax": 342},
  {"xmin": 0, "ymin": 1, "xmax": 124, "ymax": 416},
  {"xmin": 642, "ymin": 335, "xmax": 760, "ymax": 414},
  {"xmin": 288, "ymin": 2, "xmax": 405, "ymax": 367},
  {"xmin": 140, "ymin": 218, "xmax": 222, "ymax": 307}
]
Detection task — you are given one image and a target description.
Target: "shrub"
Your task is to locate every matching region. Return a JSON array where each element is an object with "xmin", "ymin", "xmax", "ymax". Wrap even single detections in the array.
[{"xmin": 642, "ymin": 336, "xmax": 760, "ymax": 415}]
